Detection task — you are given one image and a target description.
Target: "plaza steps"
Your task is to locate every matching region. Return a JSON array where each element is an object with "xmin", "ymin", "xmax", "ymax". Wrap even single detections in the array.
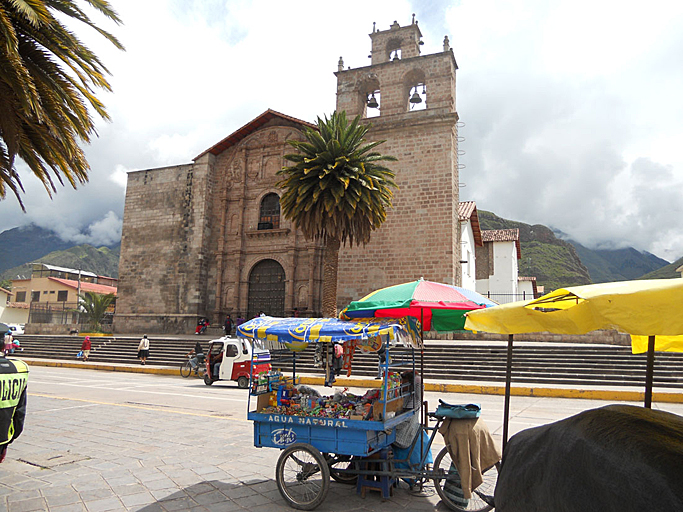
[{"xmin": 11, "ymin": 334, "xmax": 683, "ymax": 389}]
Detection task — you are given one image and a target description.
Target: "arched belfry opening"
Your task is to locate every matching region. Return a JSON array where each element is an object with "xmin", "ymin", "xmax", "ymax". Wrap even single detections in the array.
[
  {"xmin": 404, "ymin": 68, "xmax": 427, "ymax": 111},
  {"xmin": 247, "ymin": 259, "xmax": 285, "ymax": 319},
  {"xmin": 386, "ymin": 37, "xmax": 402, "ymax": 61},
  {"xmin": 363, "ymin": 76, "xmax": 381, "ymax": 119}
]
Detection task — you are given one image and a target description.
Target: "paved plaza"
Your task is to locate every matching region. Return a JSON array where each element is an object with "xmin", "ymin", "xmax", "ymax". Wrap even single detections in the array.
[{"xmin": 1, "ymin": 366, "xmax": 682, "ymax": 512}]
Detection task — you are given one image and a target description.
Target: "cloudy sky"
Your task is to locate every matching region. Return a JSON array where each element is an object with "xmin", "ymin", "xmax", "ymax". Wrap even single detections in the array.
[{"xmin": 2, "ymin": 0, "xmax": 682, "ymax": 261}]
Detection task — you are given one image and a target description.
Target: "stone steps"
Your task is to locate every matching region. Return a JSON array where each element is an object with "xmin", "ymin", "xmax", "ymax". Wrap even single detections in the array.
[{"xmin": 12, "ymin": 335, "xmax": 683, "ymax": 388}]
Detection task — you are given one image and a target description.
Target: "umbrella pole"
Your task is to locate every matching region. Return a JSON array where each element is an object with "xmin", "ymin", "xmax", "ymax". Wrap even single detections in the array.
[
  {"xmin": 644, "ymin": 335, "xmax": 655, "ymax": 409},
  {"xmin": 503, "ymin": 334, "xmax": 514, "ymax": 451}
]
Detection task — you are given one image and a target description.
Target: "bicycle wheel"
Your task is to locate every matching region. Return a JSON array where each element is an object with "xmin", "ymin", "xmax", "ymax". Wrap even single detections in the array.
[
  {"xmin": 180, "ymin": 360, "xmax": 192, "ymax": 378},
  {"xmin": 325, "ymin": 453, "xmax": 358, "ymax": 485},
  {"xmin": 433, "ymin": 447, "xmax": 498, "ymax": 512},
  {"xmin": 276, "ymin": 443, "xmax": 330, "ymax": 510}
]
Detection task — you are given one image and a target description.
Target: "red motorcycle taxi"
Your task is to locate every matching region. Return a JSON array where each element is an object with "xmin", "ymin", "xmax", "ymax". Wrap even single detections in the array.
[{"xmin": 204, "ymin": 337, "xmax": 270, "ymax": 388}]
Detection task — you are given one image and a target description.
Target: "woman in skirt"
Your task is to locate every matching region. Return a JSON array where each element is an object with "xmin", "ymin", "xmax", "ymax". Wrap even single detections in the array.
[{"xmin": 137, "ymin": 334, "xmax": 150, "ymax": 365}]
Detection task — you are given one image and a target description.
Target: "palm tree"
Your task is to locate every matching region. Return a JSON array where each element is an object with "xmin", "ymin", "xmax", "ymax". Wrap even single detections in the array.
[
  {"xmin": 277, "ymin": 111, "xmax": 398, "ymax": 317},
  {"xmin": 0, "ymin": 0, "xmax": 124, "ymax": 210},
  {"xmin": 78, "ymin": 291, "xmax": 115, "ymax": 332}
]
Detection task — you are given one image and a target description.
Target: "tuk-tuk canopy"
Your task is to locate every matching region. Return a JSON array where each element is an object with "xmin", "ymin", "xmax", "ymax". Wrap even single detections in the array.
[{"xmin": 237, "ymin": 316, "xmax": 422, "ymax": 350}]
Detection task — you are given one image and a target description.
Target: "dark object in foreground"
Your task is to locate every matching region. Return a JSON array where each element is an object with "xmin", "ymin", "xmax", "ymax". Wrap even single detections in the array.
[{"xmin": 494, "ymin": 404, "xmax": 683, "ymax": 512}]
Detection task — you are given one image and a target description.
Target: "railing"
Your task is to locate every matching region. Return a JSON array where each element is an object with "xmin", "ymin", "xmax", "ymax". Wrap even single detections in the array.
[
  {"xmin": 27, "ymin": 302, "xmax": 115, "ymax": 333},
  {"xmin": 28, "ymin": 302, "xmax": 79, "ymax": 324},
  {"xmin": 485, "ymin": 291, "xmax": 540, "ymax": 305}
]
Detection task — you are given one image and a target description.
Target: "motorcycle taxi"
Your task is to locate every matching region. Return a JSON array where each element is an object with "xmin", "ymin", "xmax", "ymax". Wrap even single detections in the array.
[{"xmin": 204, "ymin": 336, "xmax": 270, "ymax": 388}]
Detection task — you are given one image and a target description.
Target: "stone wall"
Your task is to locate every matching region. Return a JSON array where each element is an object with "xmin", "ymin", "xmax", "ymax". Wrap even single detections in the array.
[
  {"xmin": 115, "ymin": 163, "xmax": 207, "ymax": 334},
  {"xmin": 335, "ymin": 22, "xmax": 460, "ymax": 308},
  {"xmin": 429, "ymin": 329, "xmax": 632, "ymax": 346}
]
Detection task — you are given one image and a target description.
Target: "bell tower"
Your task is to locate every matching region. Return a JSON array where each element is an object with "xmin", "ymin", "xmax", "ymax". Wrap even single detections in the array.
[{"xmin": 335, "ymin": 16, "xmax": 462, "ymax": 307}]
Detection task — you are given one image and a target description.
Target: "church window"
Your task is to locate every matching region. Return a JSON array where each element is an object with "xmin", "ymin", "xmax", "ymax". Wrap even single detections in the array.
[{"xmin": 258, "ymin": 193, "xmax": 280, "ymax": 230}]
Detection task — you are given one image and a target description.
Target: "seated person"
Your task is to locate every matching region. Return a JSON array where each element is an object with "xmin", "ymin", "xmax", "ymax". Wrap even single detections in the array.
[
  {"xmin": 208, "ymin": 344, "xmax": 223, "ymax": 378},
  {"xmin": 401, "ymin": 370, "xmax": 423, "ymax": 411}
]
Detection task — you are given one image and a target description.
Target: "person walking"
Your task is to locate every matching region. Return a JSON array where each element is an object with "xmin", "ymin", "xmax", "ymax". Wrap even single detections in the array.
[
  {"xmin": 223, "ymin": 315, "xmax": 233, "ymax": 337},
  {"xmin": 81, "ymin": 336, "xmax": 91, "ymax": 362},
  {"xmin": 0, "ymin": 337, "xmax": 28, "ymax": 463},
  {"xmin": 3, "ymin": 332, "xmax": 13, "ymax": 356},
  {"xmin": 137, "ymin": 335, "xmax": 150, "ymax": 365}
]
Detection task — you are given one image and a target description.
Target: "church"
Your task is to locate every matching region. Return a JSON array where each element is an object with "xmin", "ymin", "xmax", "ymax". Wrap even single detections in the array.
[{"xmin": 114, "ymin": 18, "xmax": 463, "ymax": 334}]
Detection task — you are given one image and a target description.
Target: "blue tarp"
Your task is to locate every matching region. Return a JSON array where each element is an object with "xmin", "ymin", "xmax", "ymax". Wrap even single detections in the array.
[{"xmin": 237, "ymin": 316, "xmax": 421, "ymax": 350}]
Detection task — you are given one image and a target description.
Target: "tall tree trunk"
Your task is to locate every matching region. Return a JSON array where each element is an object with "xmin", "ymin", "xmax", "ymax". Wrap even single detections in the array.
[{"xmin": 322, "ymin": 237, "xmax": 341, "ymax": 318}]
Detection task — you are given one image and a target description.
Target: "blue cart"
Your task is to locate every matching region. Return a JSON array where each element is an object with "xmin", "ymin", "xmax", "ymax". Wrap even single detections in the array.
[{"xmin": 238, "ymin": 316, "xmax": 499, "ymax": 511}]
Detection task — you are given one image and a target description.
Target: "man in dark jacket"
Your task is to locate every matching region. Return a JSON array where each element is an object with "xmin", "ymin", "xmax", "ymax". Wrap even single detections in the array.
[{"xmin": 0, "ymin": 337, "xmax": 28, "ymax": 463}]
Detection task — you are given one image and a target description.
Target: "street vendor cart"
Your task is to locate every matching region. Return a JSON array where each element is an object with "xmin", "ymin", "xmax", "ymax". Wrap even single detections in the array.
[{"xmin": 237, "ymin": 316, "xmax": 500, "ymax": 511}]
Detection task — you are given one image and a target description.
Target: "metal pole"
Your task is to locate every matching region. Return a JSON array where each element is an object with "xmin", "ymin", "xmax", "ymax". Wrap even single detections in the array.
[
  {"xmin": 420, "ymin": 308, "xmax": 424, "ymax": 490},
  {"xmin": 76, "ymin": 267, "xmax": 82, "ymax": 327},
  {"xmin": 644, "ymin": 335, "xmax": 655, "ymax": 408},
  {"xmin": 503, "ymin": 334, "xmax": 514, "ymax": 451}
]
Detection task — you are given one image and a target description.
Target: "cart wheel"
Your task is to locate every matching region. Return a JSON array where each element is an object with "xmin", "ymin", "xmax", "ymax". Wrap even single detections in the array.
[
  {"xmin": 203, "ymin": 374, "xmax": 214, "ymax": 386},
  {"xmin": 324, "ymin": 453, "xmax": 358, "ymax": 485},
  {"xmin": 276, "ymin": 443, "xmax": 330, "ymax": 510},
  {"xmin": 433, "ymin": 447, "xmax": 498, "ymax": 512},
  {"xmin": 180, "ymin": 361, "xmax": 192, "ymax": 378},
  {"xmin": 237, "ymin": 376, "xmax": 249, "ymax": 389}
]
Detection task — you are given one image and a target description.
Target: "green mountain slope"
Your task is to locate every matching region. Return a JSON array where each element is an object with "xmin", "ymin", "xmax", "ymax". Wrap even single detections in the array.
[
  {"xmin": 639, "ymin": 256, "xmax": 683, "ymax": 280},
  {"xmin": 478, "ymin": 211, "xmax": 592, "ymax": 291},
  {"xmin": 567, "ymin": 239, "xmax": 669, "ymax": 283},
  {"xmin": 0, "ymin": 225, "xmax": 73, "ymax": 274},
  {"xmin": 1, "ymin": 244, "xmax": 120, "ymax": 284}
]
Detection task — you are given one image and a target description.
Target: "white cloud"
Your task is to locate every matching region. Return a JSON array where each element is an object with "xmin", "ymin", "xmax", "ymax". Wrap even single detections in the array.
[{"xmin": 1, "ymin": 0, "xmax": 682, "ymax": 263}]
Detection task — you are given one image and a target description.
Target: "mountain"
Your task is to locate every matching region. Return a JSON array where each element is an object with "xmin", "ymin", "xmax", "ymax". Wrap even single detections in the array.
[
  {"xmin": 638, "ymin": 256, "xmax": 683, "ymax": 280},
  {"xmin": 566, "ymin": 239, "xmax": 669, "ymax": 283},
  {"xmin": 478, "ymin": 211, "xmax": 592, "ymax": 290},
  {"xmin": 1, "ymin": 243, "xmax": 120, "ymax": 284},
  {"xmin": 0, "ymin": 225, "xmax": 73, "ymax": 274}
]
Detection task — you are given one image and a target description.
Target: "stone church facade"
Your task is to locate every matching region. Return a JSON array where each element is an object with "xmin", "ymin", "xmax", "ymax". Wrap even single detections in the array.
[{"xmin": 114, "ymin": 18, "xmax": 461, "ymax": 334}]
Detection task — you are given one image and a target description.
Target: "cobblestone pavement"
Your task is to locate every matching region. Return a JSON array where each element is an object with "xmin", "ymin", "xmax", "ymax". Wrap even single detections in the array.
[{"xmin": 2, "ymin": 366, "xmax": 683, "ymax": 512}]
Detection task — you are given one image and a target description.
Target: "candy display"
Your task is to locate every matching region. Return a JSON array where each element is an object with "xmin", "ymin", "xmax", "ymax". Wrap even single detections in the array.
[{"xmin": 253, "ymin": 371, "xmax": 408, "ymax": 422}]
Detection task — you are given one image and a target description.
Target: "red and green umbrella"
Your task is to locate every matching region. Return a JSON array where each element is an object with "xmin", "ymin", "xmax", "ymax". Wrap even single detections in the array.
[{"xmin": 339, "ymin": 278, "xmax": 497, "ymax": 332}]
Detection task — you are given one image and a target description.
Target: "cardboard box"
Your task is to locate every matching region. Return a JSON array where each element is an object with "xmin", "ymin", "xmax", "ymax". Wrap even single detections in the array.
[
  {"xmin": 256, "ymin": 392, "xmax": 275, "ymax": 412},
  {"xmin": 373, "ymin": 397, "xmax": 403, "ymax": 421}
]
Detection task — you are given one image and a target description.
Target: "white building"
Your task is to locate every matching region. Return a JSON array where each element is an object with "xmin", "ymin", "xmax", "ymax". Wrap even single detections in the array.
[
  {"xmin": 517, "ymin": 276, "xmax": 539, "ymax": 300},
  {"xmin": 475, "ymin": 228, "xmax": 521, "ymax": 303},
  {"xmin": 458, "ymin": 201, "xmax": 483, "ymax": 291},
  {"xmin": 0, "ymin": 287, "xmax": 28, "ymax": 326}
]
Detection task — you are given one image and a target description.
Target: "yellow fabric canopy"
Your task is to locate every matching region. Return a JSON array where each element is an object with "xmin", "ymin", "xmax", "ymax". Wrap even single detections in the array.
[{"xmin": 465, "ymin": 279, "xmax": 683, "ymax": 353}]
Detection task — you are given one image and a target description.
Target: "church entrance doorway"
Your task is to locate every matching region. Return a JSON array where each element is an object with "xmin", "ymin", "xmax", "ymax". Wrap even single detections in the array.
[{"xmin": 247, "ymin": 259, "xmax": 285, "ymax": 319}]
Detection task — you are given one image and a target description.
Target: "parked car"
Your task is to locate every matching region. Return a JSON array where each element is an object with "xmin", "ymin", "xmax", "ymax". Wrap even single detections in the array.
[{"xmin": 8, "ymin": 324, "xmax": 25, "ymax": 335}]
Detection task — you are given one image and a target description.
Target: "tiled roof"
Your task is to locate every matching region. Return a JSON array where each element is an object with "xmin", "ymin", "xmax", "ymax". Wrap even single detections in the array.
[
  {"xmin": 7, "ymin": 302, "xmax": 29, "ymax": 309},
  {"xmin": 48, "ymin": 277, "xmax": 117, "ymax": 296},
  {"xmin": 457, "ymin": 201, "xmax": 476, "ymax": 221},
  {"xmin": 457, "ymin": 201, "xmax": 483, "ymax": 247},
  {"xmin": 481, "ymin": 229, "xmax": 522, "ymax": 259},
  {"xmin": 195, "ymin": 109, "xmax": 317, "ymax": 160}
]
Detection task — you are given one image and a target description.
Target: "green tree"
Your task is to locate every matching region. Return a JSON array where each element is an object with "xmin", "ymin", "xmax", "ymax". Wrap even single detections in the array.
[
  {"xmin": 278, "ymin": 111, "xmax": 397, "ymax": 317},
  {"xmin": 0, "ymin": 0, "xmax": 124, "ymax": 210},
  {"xmin": 78, "ymin": 291, "xmax": 114, "ymax": 332}
]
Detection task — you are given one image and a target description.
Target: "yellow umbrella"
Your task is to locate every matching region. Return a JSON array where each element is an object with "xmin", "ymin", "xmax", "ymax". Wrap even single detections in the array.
[{"xmin": 464, "ymin": 278, "xmax": 683, "ymax": 447}]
